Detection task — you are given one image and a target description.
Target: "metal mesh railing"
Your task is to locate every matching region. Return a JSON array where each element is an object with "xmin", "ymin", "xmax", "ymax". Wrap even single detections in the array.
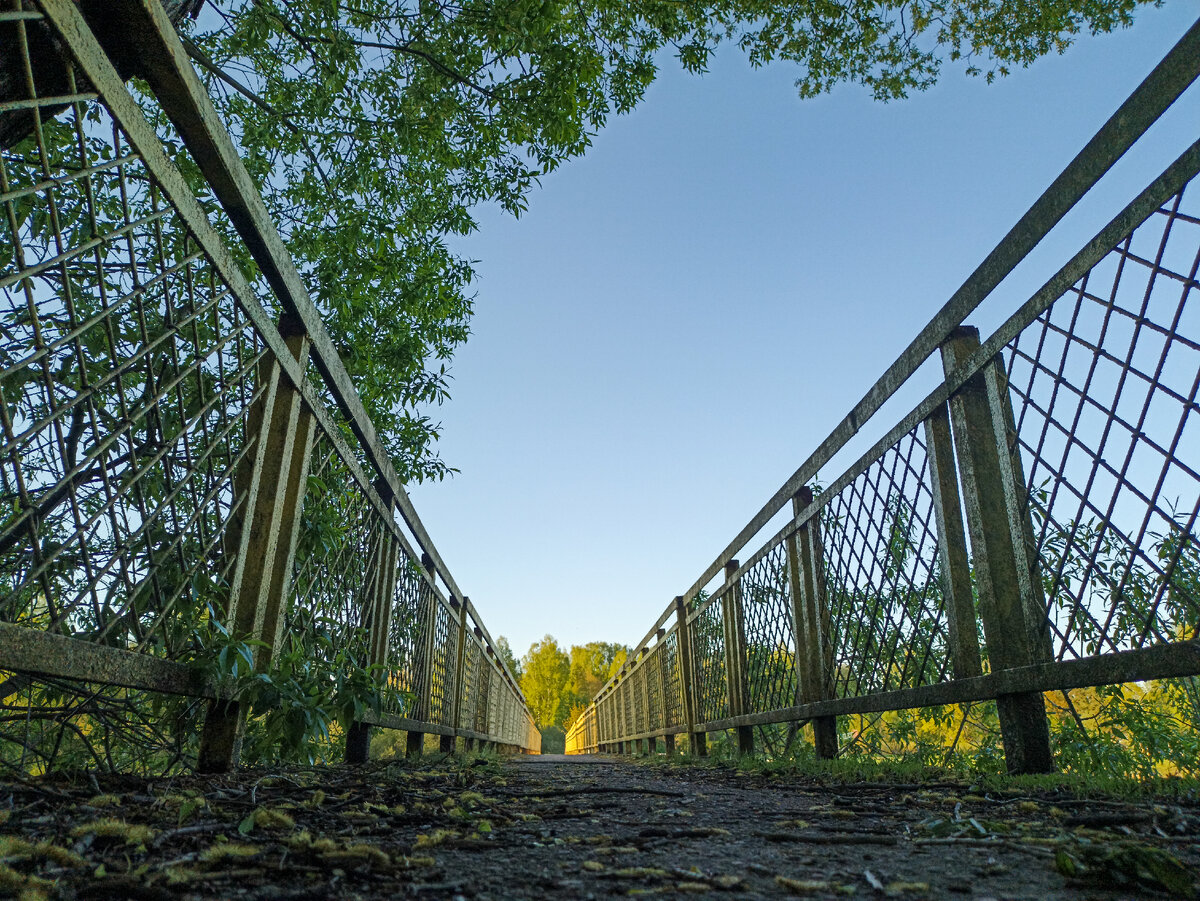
[
  {"xmin": 1, "ymin": 57, "xmax": 263, "ymax": 665},
  {"xmin": 1005, "ymin": 182, "xmax": 1200, "ymax": 662},
  {"xmin": 821, "ymin": 426, "xmax": 952, "ymax": 697},
  {"xmin": 0, "ymin": 0, "xmax": 538, "ymax": 767},
  {"xmin": 570, "ymin": 21, "xmax": 1200, "ymax": 768},
  {"xmin": 739, "ymin": 542, "xmax": 798, "ymax": 714}
]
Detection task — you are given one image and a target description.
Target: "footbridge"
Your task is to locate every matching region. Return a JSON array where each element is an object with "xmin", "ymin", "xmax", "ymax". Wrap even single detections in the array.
[{"xmin": 2, "ymin": 1, "xmax": 1200, "ymax": 784}]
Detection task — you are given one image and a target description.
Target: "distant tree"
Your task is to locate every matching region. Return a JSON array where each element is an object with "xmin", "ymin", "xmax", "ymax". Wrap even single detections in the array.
[
  {"xmin": 568, "ymin": 642, "xmax": 630, "ymax": 706},
  {"xmin": 495, "ymin": 636, "xmax": 522, "ymax": 683},
  {"xmin": 519, "ymin": 636, "xmax": 571, "ymax": 728}
]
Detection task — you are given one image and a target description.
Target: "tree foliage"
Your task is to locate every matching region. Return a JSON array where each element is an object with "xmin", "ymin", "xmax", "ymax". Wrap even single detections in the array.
[{"xmin": 183, "ymin": 0, "xmax": 1162, "ymax": 477}]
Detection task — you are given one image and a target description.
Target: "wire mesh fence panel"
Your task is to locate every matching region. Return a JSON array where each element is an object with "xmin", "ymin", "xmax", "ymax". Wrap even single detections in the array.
[
  {"xmin": 819, "ymin": 426, "xmax": 951, "ymax": 698},
  {"xmin": 1005, "ymin": 179, "xmax": 1200, "ymax": 661},
  {"xmin": 381, "ymin": 551, "xmax": 427, "ymax": 720},
  {"xmin": 283, "ymin": 428, "xmax": 377, "ymax": 684},
  {"xmin": 738, "ymin": 542, "xmax": 799, "ymax": 716},
  {"xmin": 426, "ymin": 599, "xmax": 455, "ymax": 727},
  {"xmin": 647, "ymin": 645, "xmax": 663, "ymax": 734},
  {"xmin": 473, "ymin": 658, "xmax": 490, "ymax": 735},
  {"xmin": 661, "ymin": 627, "xmax": 683, "ymax": 730},
  {"xmin": 691, "ymin": 600, "xmax": 729, "ymax": 725},
  {"xmin": 0, "ymin": 40, "xmax": 266, "ymax": 662},
  {"xmin": 632, "ymin": 666, "xmax": 646, "ymax": 734},
  {"xmin": 457, "ymin": 636, "xmax": 481, "ymax": 730}
]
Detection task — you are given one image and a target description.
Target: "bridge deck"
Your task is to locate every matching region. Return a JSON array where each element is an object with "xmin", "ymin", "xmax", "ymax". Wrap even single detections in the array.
[{"xmin": 1, "ymin": 756, "xmax": 1194, "ymax": 898}]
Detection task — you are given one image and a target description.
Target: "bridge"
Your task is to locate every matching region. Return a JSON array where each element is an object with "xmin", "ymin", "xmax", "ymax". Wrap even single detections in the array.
[{"xmin": 0, "ymin": 0, "xmax": 1199, "ymax": 875}]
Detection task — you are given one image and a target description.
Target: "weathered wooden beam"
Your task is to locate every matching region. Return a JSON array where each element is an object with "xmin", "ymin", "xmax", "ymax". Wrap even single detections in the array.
[
  {"xmin": 924, "ymin": 402, "xmax": 984, "ymax": 680},
  {"xmin": 0, "ymin": 623, "xmax": 211, "ymax": 696},
  {"xmin": 942, "ymin": 327, "xmax": 1053, "ymax": 774}
]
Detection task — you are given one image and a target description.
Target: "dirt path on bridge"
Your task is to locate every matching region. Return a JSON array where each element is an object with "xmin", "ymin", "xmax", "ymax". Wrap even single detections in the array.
[{"xmin": 1, "ymin": 753, "xmax": 1197, "ymax": 899}]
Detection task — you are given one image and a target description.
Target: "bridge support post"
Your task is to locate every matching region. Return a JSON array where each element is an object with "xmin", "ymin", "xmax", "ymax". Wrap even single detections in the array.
[
  {"xmin": 198, "ymin": 321, "xmax": 313, "ymax": 773},
  {"xmin": 722, "ymin": 561, "xmax": 754, "ymax": 756},
  {"xmin": 789, "ymin": 488, "xmax": 838, "ymax": 759},
  {"xmin": 664, "ymin": 733, "xmax": 675, "ymax": 756},
  {"xmin": 940, "ymin": 327, "xmax": 1054, "ymax": 775},
  {"xmin": 924, "ymin": 403, "xmax": 985, "ymax": 681},
  {"xmin": 674, "ymin": 596, "xmax": 706, "ymax": 757}
]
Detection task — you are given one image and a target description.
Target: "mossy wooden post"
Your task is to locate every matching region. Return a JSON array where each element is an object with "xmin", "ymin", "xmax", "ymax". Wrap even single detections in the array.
[
  {"xmin": 674, "ymin": 596, "xmax": 706, "ymax": 756},
  {"xmin": 923, "ymin": 403, "xmax": 984, "ymax": 680},
  {"xmin": 446, "ymin": 596, "xmax": 469, "ymax": 754},
  {"xmin": 941, "ymin": 326, "xmax": 1054, "ymax": 774},
  {"xmin": 345, "ymin": 482, "xmax": 399, "ymax": 764},
  {"xmin": 198, "ymin": 320, "xmax": 311, "ymax": 774},
  {"xmin": 722, "ymin": 560, "xmax": 753, "ymax": 755},
  {"xmin": 407, "ymin": 552, "xmax": 439, "ymax": 758},
  {"xmin": 791, "ymin": 488, "xmax": 838, "ymax": 759}
]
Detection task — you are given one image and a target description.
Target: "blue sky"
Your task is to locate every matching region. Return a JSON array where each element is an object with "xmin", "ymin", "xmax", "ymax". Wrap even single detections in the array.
[{"xmin": 408, "ymin": 6, "xmax": 1200, "ymax": 658}]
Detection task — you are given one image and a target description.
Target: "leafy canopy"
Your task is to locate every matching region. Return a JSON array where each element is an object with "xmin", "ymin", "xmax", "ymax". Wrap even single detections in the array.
[{"xmin": 188, "ymin": 0, "xmax": 1160, "ymax": 477}]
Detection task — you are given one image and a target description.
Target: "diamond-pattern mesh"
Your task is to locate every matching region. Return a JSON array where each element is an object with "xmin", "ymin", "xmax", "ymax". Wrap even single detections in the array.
[
  {"xmin": 284, "ymin": 431, "xmax": 375, "ymax": 677},
  {"xmin": 819, "ymin": 427, "xmax": 951, "ymax": 698},
  {"xmin": 739, "ymin": 542, "xmax": 799, "ymax": 714},
  {"xmin": 661, "ymin": 627, "xmax": 683, "ymax": 729},
  {"xmin": 1005, "ymin": 181, "xmax": 1200, "ymax": 660},
  {"xmin": 632, "ymin": 667, "xmax": 646, "ymax": 733},
  {"xmin": 691, "ymin": 600, "xmax": 729, "ymax": 725},
  {"xmin": 0, "ymin": 29, "xmax": 265, "ymax": 660},
  {"xmin": 646, "ymin": 645, "xmax": 663, "ymax": 733},
  {"xmin": 426, "ymin": 600, "xmax": 455, "ymax": 726},
  {"xmin": 381, "ymin": 553, "xmax": 426, "ymax": 718},
  {"xmin": 458, "ymin": 637, "xmax": 480, "ymax": 730}
]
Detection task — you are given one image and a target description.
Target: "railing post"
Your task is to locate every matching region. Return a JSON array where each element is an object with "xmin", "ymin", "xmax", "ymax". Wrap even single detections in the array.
[
  {"xmin": 446, "ymin": 596, "xmax": 469, "ymax": 754},
  {"xmin": 923, "ymin": 403, "xmax": 984, "ymax": 679},
  {"xmin": 790, "ymin": 488, "xmax": 838, "ymax": 759},
  {"xmin": 345, "ymin": 482, "xmax": 399, "ymax": 764},
  {"xmin": 674, "ymin": 596, "xmax": 706, "ymax": 756},
  {"xmin": 722, "ymin": 560, "xmax": 753, "ymax": 755},
  {"xmin": 198, "ymin": 321, "xmax": 311, "ymax": 774},
  {"xmin": 407, "ymin": 552, "xmax": 439, "ymax": 758},
  {"xmin": 941, "ymin": 326, "xmax": 1054, "ymax": 774}
]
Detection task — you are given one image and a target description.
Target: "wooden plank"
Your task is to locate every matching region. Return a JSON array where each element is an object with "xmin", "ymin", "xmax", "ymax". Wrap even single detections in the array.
[
  {"xmin": 695, "ymin": 640, "xmax": 1200, "ymax": 730},
  {"xmin": 0, "ymin": 624, "xmax": 212, "ymax": 696},
  {"xmin": 923, "ymin": 402, "xmax": 983, "ymax": 679},
  {"xmin": 940, "ymin": 327, "xmax": 1053, "ymax": 774}
]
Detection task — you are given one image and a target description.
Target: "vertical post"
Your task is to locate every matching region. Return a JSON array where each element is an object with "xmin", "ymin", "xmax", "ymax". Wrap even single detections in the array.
[
  {"xmin": 924, "ymin": 402, "xmax": 984, "ymax": 679},
  {"xmin": 722, "ymin": 560, "xmax": 753, "ymax": 756},
  {"xmin": 446, "ymin": 596, "xmax": 469, "ymax": 755},
  {"xmin": 941, "ymin": 326, "xmax": 1054, "ymax": 774},
  {"xmin": 345, "ymin": 485, "xmax": 399, "ymax": 764},
  {"xmin": 198, "ymin": 320, "xmax": 311, "ymax": 774},
  {"xmin": 792, "ymin": 488, "xmax": 839, "ymax": 759},
  {"xmin": 674, "ymin": 596, "xmax": 706, "ymax": 756}
]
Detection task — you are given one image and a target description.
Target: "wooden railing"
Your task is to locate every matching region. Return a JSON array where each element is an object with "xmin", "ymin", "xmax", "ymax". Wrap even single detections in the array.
[
  {"xmin": 567, "ymin": 17, "xmax": 1200, "ymax": 772},
  {"xmin": 0, "ymin": 0, "xmax": 538, "ymax": 772}
]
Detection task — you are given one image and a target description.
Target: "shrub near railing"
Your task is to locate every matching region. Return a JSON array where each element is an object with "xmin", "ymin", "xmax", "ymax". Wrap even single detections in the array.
[
  {"xmin": 567, "ymin": 17, "xmax": 1200, "ymax": 775},
  {"xmin": 0, "ymin": 0, "xmax": 539, "ymax": 773}
]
